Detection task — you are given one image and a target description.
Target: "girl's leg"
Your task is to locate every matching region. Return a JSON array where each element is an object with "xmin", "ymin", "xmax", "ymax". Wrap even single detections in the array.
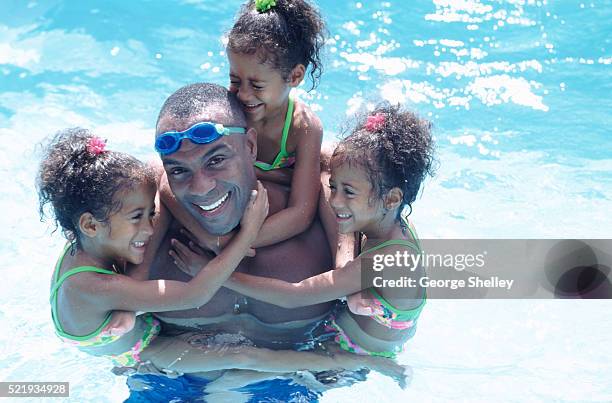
[
  {"xmin": 139, "ymin": 335, "xmax": 408, "ymax": 385},
  {"xmin": 207, "ymin": 369, "xmax": 334, "ymax": 394},
  {"xmin": 142, "ymin": 335, "xmax": 347, "ymax": 373}
]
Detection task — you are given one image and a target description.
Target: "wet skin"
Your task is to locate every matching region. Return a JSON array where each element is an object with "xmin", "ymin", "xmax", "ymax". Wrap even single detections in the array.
[{"xmin": 148, "ymin": 110, "xmax": 334, "ymax": 348}]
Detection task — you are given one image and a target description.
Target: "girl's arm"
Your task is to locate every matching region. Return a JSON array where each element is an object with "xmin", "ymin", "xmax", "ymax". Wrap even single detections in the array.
[
  {"xmin": 224, "ymin": 257, "xmax": 363, "ymax": 308},
  {"xmin": 82, "ymin": 183, "xmax": 268, "ymax": 313},
  {"xmin": 251, "ymin": 113, "xmax": 323, "ymax": 248}
]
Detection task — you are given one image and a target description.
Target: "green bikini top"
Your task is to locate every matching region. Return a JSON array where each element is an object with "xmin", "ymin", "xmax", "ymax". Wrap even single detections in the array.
[
  {"xmin": 254, "ymin": 93, "xmax": 296, "ymax": 171},
  {"xmin": 50, "ymin": 244, "xmax": 117, "ymax": 341},
  {"xmin": 359, "ymin": 225, "xmax": 427, "ymax": 323}
]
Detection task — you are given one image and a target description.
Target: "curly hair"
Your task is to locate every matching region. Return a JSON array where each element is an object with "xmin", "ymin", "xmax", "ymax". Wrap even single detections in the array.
[
  {"xmin": 227, "ymin": 0, "xmax": 327, "ymax": 90},
  {"xmin": 332, "ymin": 103, "xmax": 437, "ymax": 222},
  {"xmin": 36, "ymin": 128, "xmax": 155, "ymax": 247}
]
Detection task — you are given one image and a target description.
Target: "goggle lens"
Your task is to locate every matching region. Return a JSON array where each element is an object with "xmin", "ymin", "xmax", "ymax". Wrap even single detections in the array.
[{"xmin": 155, "ymin": 122, "xmax": 245, "ymax": 155}]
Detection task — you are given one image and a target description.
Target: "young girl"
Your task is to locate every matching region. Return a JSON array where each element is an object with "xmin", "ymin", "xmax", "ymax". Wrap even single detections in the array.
[
  {"xmin": 36, "ymin": 127, "xmax": 407, "ymax": 379},
  {"xmin": 176, "ymin": 104, "xmax": 436, "ymax": 358},
  {"xmin": 161, "ymin": 0, "xmax": 326, "ymax": 252},
  {"xmin": 227, "ymin": 0, "xmax": 327, "ymax": 248}
]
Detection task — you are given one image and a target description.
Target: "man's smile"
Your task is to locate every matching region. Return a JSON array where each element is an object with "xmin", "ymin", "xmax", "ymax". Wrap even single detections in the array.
[{"xmin": 192, "ymin": 191, "xmax": 231, "ymax": 217}]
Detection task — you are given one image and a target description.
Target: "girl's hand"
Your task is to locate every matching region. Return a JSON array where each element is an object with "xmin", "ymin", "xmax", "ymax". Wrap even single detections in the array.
[
  {"xmin": 360, "ymin": 355, "xmax": 412, "ymax": 389},
  {"xmin": 239, "ymin": 181, "xmax": 269, "ymax": 244},
  {"xmin": 99, "ymin": 310, "xmax": 136, "ymax": 337},
  {"xmin": 169, "ymin": 238, "xmax": 209, "ymax": 277},
  {"xmin": 347, "ymin": 290, "xmax": 384, "ymax": 316}
]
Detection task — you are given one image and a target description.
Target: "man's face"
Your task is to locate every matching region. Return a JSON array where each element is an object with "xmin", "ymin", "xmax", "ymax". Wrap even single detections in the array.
[{"xmin": 157, "ymin": 110, "xmax": 257, "ymax": 235}]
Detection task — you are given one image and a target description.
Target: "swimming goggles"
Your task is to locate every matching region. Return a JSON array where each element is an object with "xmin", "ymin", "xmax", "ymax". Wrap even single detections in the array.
[{"xmin": 155, "ymin": 121, "xmax": 246, "ymax": 155}]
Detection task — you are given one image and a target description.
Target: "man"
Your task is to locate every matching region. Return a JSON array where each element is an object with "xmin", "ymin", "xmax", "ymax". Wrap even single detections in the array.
[{"xmin": 147, "ymin": 82, "xmax": 335, "ymax": 349}]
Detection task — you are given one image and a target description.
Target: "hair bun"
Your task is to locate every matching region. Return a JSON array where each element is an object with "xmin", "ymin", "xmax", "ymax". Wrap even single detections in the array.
[
  {"xmin": 364, "ymin": 113, "xmax": 386, "ymax": 132},
  {"xmin": 86, "ymin": 136, "xmax": 107, "ymax": 156},
  {"xmin": 255, "ymin": 0, "xmax": 277, "ymax": 12}
]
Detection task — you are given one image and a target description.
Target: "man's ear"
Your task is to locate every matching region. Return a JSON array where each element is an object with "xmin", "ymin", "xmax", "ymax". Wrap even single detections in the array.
[
  {"xmin": 245, "ymin": 127, "xmax": 258, "ymax": 162},
  {"xmin": 384, "ymin": 187, "xmax": 404, "ymax": 211},
  {"xmin": 288, "ymin": 64, "xmax": 305, "ymax": 87},
  {"xmin": 79, "ymin": 212, "xmax": 101, "ymax": 238}
]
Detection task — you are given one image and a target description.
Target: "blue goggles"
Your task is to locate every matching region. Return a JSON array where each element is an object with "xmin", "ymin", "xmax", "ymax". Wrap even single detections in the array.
[{"xmin": 155, "ymin": 121, "xmax": 246, "ymax": 155}]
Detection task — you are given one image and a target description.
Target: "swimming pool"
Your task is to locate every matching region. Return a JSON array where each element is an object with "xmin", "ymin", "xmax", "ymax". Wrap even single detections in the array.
[{"xmin": 1, "ymin": 0, "xmax": 611, "ymax": 401}]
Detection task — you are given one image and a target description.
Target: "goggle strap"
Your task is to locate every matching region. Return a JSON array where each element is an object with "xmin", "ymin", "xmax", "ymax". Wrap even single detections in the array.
[{"xmin": 225, "ymin": 127, "xmax": 246, "ymax": 134}]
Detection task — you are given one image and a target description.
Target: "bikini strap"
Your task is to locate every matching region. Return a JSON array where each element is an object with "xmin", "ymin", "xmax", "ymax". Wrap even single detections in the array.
[
  {"xmin": 50, "ymin": 245, "xmax": 116, "ymax": 340},
  {"xmin": 50, "ymin": 266, "xmax": 117, "ymax": 302},
  {"xmin": 360, "ymin": 239, "xmax": 421, "ymax": 256},
  {"xmin": 253, "ymin": 93, "xmax": 295, "ymax": 171},
  {"xmin": 369, "ymin": 286, "xmax": 427, "ymax": 318},
  {"xmin": 361, "ymin": 238, "xmax": 427, "ymax": 318},
  {"xmin": 279, "ymin": 92, "xmax": 294, "ymax": 157}
]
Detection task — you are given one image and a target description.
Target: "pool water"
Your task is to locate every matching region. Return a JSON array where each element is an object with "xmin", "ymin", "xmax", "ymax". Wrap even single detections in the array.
[{"xmin": 1, "ymin": 0, "xmax": 611, "ymax": 401}]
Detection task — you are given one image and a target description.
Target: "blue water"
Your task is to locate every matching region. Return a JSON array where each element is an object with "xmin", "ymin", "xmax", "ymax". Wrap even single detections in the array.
[
  {"xmin": 125, "ymin": 375, "xmax": 319, "ymax": 402},
  {"xmin": 1, "ymin": 0, "xmax": 611, "ymax": 402}
]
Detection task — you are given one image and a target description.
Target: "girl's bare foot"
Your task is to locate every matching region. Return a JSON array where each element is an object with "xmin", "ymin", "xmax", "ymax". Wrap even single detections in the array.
[{"xmin": 324, "ymin": 342, "xmax": 411, "ymax": 388}]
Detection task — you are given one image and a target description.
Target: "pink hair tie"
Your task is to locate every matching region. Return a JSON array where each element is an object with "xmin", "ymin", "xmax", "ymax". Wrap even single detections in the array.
[
  {"xmin": 86, "ymin": 136, "xmax": 107, "ymax": 155},
  {"xmin": 364, "ymin": 113, "xmax": 386, "ymax": 132}
]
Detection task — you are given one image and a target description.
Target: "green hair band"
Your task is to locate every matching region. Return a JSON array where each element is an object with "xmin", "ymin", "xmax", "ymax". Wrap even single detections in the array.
[{"xmin": 255, "ymin": 0, "xmax": 277, "ymax": 12}]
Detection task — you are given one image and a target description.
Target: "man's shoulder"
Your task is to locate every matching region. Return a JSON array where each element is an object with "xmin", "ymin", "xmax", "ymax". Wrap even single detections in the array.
[{"xmin": 259, "ymin": 179, "xmax": 290, "ymax": 215}]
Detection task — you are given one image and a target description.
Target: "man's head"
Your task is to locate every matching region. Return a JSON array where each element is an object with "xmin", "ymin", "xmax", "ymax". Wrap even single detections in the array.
[{"xmin": 156, "ymin": 83, "xmax": 258, "ymax": 235}]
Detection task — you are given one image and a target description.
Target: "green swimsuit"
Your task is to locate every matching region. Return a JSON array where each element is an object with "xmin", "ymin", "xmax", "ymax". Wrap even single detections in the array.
[
  {"xmin": 327, "ymin": 225, "xmax": 426, "ymax": 358},
  {"xmin": 50, "ymin": 244, "xmax": 160, "ymax": 367},
  {"xmin": 254, "ymin": 93, "xmax": 296, "ymax": 170}
]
